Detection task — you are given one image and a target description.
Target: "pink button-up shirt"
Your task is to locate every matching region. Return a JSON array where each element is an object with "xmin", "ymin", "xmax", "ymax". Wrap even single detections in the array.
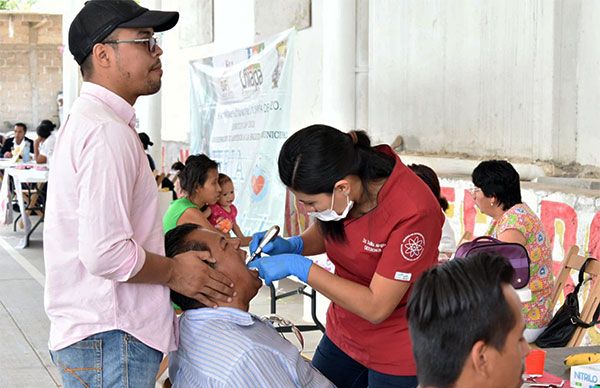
[{"xmin": 44, "ymin": 82, "xmax": 176, "ymax": 352}]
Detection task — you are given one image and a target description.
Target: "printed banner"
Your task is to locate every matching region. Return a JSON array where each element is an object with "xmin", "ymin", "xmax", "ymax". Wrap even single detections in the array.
[{"xmin": 189, "ymin": 29, "xmax": 295, "ymax": 234}]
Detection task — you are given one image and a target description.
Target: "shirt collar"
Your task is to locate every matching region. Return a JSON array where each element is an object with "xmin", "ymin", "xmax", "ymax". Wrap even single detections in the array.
[
  {"xmin": 80, "ymin": 82, "xmax": 137, "ymax": 130},
  {"xmin": 183, "ymin": 307, "xmax": 257, "ymax": 327}
]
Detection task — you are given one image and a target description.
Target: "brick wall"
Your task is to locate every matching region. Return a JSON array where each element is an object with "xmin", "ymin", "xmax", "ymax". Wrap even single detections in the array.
[{"xmin": 0, "ymin": 12, "xmax": 62, "ymax": 133}]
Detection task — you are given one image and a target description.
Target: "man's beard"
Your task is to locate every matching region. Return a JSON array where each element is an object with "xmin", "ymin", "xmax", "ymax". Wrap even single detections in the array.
[
  {"xmin": 143, "ymin": 78, "xmax": 161, "ymax": 96},
  {"xmin": 115, "ymin": 52, "xmax": 162, "ymax": 97}
]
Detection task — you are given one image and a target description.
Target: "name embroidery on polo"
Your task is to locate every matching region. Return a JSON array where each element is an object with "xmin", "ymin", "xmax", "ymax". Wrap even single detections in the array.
[
  {"xmin": 400, "ymin": 232, "xmax": 425, "ymax": 261},
  {"xmin": 362, "ymin": 238, "xmax": 386, "ymax": 253}
]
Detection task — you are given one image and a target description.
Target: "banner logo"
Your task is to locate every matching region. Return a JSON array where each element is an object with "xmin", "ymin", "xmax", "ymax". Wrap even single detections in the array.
[{"xmin": 240, "ymin": 63, "xmax": 263, "ymax": 90}]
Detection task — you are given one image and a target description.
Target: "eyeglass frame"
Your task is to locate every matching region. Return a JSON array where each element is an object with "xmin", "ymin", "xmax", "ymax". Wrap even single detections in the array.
[
  {"xmin": 102, "ymin": 35, "xmax": 160, "ymax": 53},
  {"xmin": 261, "ymin": 314, "xmax": 305, "ymax": 352}
]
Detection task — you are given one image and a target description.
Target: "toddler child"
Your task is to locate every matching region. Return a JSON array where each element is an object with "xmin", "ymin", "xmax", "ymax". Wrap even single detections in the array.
[{"xmin": 208, "ymin": 174, "xmax": 251, "ymax": 246}]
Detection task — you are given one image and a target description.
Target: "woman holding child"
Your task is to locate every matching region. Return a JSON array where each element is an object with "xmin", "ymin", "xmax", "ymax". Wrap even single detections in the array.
[
  {"xmin": 470, "ymin": 160, "xmax": 554, "ymax": 343},
  {"xmin": 249, "ymin": 124, "xmax": 444, "ymax": 388},
  {"xmin": 162, "ymin": 154, "xmax": 223, "ymax": 234}
]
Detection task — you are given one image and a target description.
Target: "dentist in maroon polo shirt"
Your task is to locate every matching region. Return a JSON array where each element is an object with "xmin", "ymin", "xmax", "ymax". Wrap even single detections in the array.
[{"xmin": 249, "ymin": 124, "xmax": 444, "ymax": 388}]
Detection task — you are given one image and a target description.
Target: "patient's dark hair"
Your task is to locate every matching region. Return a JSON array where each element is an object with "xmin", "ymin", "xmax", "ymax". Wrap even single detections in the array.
[
  {"xmin": 165, "ymin": 223, "xmax": 213, "ymax": 311},
  {"xmin": 407, "ymin": 252, "xmax": 516, "ymax": 387}
]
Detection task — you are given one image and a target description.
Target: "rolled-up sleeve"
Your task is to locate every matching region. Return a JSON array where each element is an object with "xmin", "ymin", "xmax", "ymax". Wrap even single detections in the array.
[
  {"xmin": 76, "ymin": 122, "xmax": 146, "ymax": 281},
  {"xmin": 376, "ymin": 210, "xmax": 443, "ymax": 283}
]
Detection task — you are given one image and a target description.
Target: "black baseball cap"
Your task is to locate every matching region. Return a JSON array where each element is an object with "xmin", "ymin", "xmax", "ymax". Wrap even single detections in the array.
[
  {"xmin": 69, "ymin": 0, "xmax": 179, "ymax": 65},
  {"xmin": 138, "ymin": 132, "xmax": 153, "ymax": 147}
]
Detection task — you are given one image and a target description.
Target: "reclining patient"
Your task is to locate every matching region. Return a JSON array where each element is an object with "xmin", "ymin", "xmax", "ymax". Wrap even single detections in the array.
[{"xmin": 165, "ymin": 223, "xmax": 334, "ymax": 387}]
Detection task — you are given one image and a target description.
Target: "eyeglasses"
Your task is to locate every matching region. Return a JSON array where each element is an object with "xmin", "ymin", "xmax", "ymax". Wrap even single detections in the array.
[
  {"xmin": 468, "ymin": 187, "xmax": 482, "ymax": 196},
  {"xmin": 103, "ymin": 35, "xmax": 159, "ymax": 53},
  {"xmin": 261, "ymin": 314, "xmax": 304, "ymax": 352}
]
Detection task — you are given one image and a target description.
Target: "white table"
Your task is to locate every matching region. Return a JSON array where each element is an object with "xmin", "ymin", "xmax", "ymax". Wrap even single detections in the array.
[
  {"xmin": 1, "ymin": 164, "xmax": 49, "ymax": 248},
  {"xmin": 0, "ymin": 158, "xmax": 20, "ymax": 171}
]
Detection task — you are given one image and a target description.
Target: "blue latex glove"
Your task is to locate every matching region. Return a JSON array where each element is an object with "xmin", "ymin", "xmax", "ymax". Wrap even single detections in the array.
[
  {"xmin": 247, "ymin": 254, "xmax": 313, "ymax": 286},
  {"xmin": 249, "ymin": 232, "xmax": 304, "ymax": 257}
]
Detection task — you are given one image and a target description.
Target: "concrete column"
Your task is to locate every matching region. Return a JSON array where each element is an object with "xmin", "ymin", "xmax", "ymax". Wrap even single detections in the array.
[
  {"xmin": 137, "ymin": 0, "xmax": 163, "ymax": 171},
  {"xmin": 28, "ymin": 23, "xmax": 39, "ymax": 127},
  {"xmin": 135, "ymin": 92, "xmax": 163, "ymax": 171},
  {"xmin": 552, "ymin": 0, "xmax": 581, "ymax": 164},
  {"xmin": 62, "ymin": 0, "xmax": 84, "ymax": 121},
  {"xmin": 571, "ymin": 0, "xmax": 600, "ymax": 165},
  {"xmin": 321, "ymin": 0, "xmax": 356, "ymax": 129},
  {"xmin": 355, "ymin": 0, "xmax": 369, "ymax": 130}
]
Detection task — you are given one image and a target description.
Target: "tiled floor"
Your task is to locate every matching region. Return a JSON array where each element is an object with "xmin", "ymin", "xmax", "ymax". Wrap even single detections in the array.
[{"xmin": 0, "ymin": 217, "xmax": 325, "ymax": 387}]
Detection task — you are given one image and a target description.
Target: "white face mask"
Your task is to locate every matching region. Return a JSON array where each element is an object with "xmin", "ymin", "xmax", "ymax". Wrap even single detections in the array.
[{"xmin": 308, "ymin": 190, "xmax": 354, "ymax": 222}]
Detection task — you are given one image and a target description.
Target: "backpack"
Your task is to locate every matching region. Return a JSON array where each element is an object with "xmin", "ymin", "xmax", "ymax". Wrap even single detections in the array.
[{"xmin": 455, "ymin": 236, "xmax": 531, "ymax": 289}]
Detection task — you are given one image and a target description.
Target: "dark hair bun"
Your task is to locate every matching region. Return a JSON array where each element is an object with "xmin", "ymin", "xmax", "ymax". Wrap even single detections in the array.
[
  {"xmin": 36, "ymin": 119, "xmax": 56, "ymax": 138},
  {"xmin": 171, "ymin": 161, "xmax": 185, "ymax": 171},
  {"xmin": 39, "ymin": 119, "xmax": 56, "ymax": 130},
  {"xmin": 439, "ymin": 196, "xmax": 449, "ymax": 211}
]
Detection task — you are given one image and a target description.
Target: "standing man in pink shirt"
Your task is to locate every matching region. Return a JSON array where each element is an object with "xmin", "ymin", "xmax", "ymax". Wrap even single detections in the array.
[{"xmin": 43, "ymin": 1, "xmax": 235, "ymax": 386}]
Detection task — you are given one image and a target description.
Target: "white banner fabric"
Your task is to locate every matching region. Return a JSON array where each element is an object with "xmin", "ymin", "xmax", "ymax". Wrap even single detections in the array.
[{"xmin": 189, "ymin": 29, "xmax": 295, "ymax": 234}]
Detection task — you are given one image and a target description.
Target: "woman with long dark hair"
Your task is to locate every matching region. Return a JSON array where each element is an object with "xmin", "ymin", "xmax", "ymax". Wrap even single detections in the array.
[{"xmin": 249, "ymin": 124, "xmax": 444, "ymax": 388}]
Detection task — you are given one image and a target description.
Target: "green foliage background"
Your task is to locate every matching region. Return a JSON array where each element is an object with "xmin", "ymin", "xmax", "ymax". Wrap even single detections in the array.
[{"xmin": 0, "ymin": 0, "xmax": 37, "ymax": 11}]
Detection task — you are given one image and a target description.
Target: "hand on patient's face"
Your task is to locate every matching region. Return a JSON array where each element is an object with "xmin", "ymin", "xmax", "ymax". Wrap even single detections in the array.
[
  {"xmin": 186, "ymin": 229, "xmax": 263, "ymax": 308},
  {"xmin": 168, "ymin": 250, "xmax": 235, "ymax": 307}
]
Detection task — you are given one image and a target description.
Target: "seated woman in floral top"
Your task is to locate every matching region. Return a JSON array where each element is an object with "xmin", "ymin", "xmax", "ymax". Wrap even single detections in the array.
[{"xmin": 470, "ymin": 160, "xmax": 554, "ymax": 343}]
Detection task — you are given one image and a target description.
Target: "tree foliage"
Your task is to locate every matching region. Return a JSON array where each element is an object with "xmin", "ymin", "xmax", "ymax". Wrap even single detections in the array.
[{"xmin": 0, "ymin": 0, "xmax": 38, "ymax": 11}]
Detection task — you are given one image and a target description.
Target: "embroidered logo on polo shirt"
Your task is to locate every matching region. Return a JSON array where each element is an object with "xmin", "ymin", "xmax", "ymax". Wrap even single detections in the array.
[
  {"xmin": 394, "ymin": 271, "xmax": 412, "ymax": 281},
  {"xmin": 400, "ymin": 232, "xmax": 425, "ymax": 261},
  {"xmin": 362, "ymin": 238, "xmax": 386, "ymax": 253}
]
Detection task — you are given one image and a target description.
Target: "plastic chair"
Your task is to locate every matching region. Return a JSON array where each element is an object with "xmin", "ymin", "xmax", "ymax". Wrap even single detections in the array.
[{"xmin": 549, "ymin": 245, "xmax": 600, "ymax": 347}]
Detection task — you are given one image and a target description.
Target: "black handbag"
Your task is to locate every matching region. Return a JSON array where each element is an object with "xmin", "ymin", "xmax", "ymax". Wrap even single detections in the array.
[{"xmin": 535, "ymin": 258, "xmax": 600, "ymax": 348}]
